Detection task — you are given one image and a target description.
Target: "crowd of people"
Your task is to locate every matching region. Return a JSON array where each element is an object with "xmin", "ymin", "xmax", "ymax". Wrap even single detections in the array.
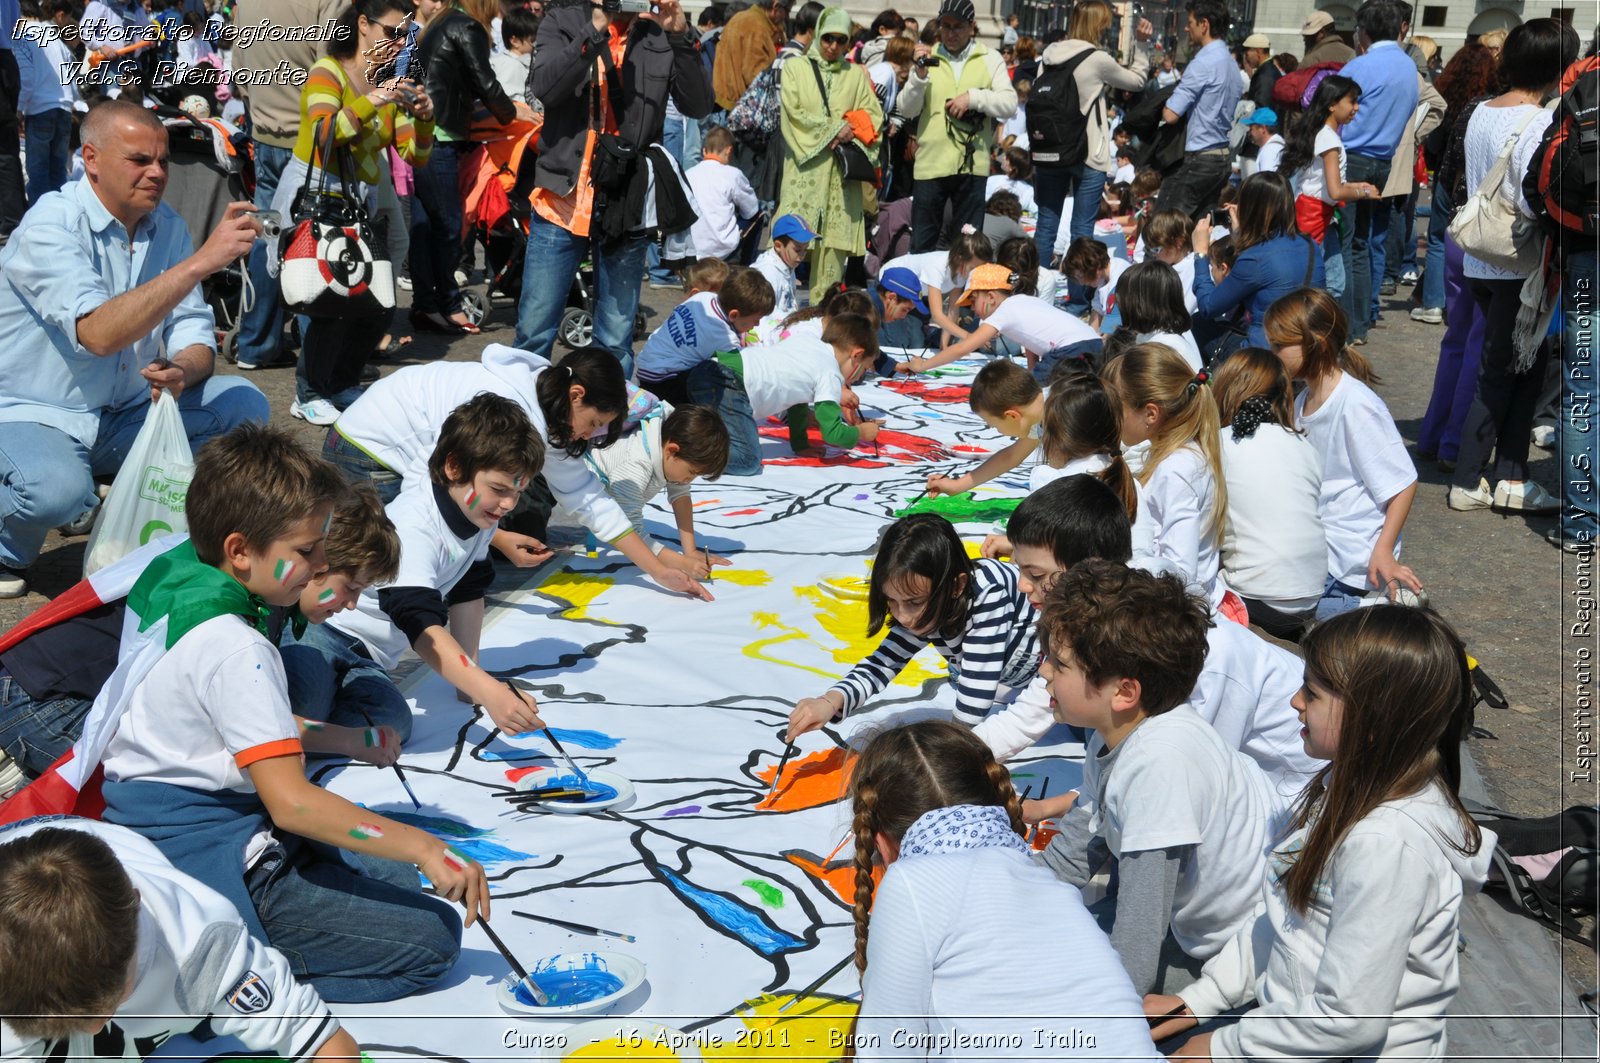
[{"xmin": 0, "ymin": 0, "xmax": 1592, "ymax": 1057}]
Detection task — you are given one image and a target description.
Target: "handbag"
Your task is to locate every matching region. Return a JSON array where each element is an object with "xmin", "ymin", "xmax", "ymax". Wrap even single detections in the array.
[
  {"xmin": 808, "ymin": 60, "xmax": 878, "ymax": 185},
  {"xmin": 1447, "ymin": 106, "xmax": 1548, "ymax": 274},
  {"xmin": 279, "ymin": 119, "xmax": 394, "ymax": 318},
  {"xmin": 728, "ymin": 61, "xmax": 783, "ymax": 147}
]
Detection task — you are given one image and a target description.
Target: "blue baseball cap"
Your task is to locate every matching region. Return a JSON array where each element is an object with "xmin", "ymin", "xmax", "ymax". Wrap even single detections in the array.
[
  {"xmin": 878, "ymin": 267, "xmax": 929, "ymax": 314},
  {"xmin": 771, "ymin": 214, "xmax": 818, "ymax": 244},
  {"xmin": 1239, "ymin": 107, "xmax": 1279, "ymax": 127}
]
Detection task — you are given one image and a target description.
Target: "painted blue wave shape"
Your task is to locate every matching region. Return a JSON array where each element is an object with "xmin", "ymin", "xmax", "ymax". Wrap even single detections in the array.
[
  {"xmin": 484, "ymin": 727, "xmax": 625, "ymax": 754},
  {"xmin": 658, "ymin": 868, "xmax": 805, "ymax": 957},
  {"xmin": 379, "ymin": 809, "xmax": 536, "ymax": 865}
]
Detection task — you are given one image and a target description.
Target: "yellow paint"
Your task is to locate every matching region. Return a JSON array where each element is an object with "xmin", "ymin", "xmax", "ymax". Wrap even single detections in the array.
[
  {"xmin": 565, "ymin": 1038, "xmax": 680, "ymax": 1061},
  {"xmin": 703, "ymin": 993, "xmax": 860, "ymax": 1063},
  {"xmin": 793, "ymin": 586, "xmax": 946, "ymax": 688},
  {"xmin": 744, "ymin": 615, "xmax": 842, "ymax": 680},
  {"xmin": 714, "ymin": 568, "xmax": 772, "ymax": 587},
  {"xmin": 963, "ymin": 539, "xmax": 984, "ymax": 559},
  {"xmin": 536, "ymin": 569, "xmax": 615, "ymax": 620}
]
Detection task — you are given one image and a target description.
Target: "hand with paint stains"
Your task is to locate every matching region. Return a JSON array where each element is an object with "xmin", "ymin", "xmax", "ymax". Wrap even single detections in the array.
[
  {"xmin": 856, "ymin": 419, "xmax": 883, "ymax": 443},
  {"xmin": 1143, "ymin": 994, "xmax": 1198, "ymax": 1042},
  {"xmin": 493, "ymin": 529, "xmax": 555, "ymax": 568},
  {"xmin": 658, "ymin": 546, "xmax": 731, "ymax": 581},
  {"xmin": 787, "ymin": 692, "xmax": 844, "ymax": 743},
  {"xmin": 349, "ymin": 724, "xmax": 403, "ymax": 768},
  {"xmin": 980, "ymin": 532, "xmax": 1012, "ymax": 559},
  {"xmin": 925, "ymin": 471, "xmax": 972, "ymax": 496},
  {"xmin": 419, "ymin": 842, "xmax": 490, "ymax": 926},
  {"xmin": 1023, "ymin": 790, "xmax": 1076, "ymax": 824},
  {"xmin": 648, "ymin": 565, "xmax": 714, "ymax": 602}
]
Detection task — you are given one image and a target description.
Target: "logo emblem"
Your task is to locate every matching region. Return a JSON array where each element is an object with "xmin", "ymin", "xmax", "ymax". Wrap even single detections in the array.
[{"xmin": 226, "ymin": 972, "xmax": 273, "ymax": 1014}]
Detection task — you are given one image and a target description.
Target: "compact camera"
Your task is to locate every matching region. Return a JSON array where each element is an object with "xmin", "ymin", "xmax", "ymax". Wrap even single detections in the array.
[
  {"xmin": 246, "ymin": 208, "xmax": 283, "ymax": 240},
  {"xmin": 913, "ymin": 54, "xmax": 942, "ymax": 69},
  {"xmin": 604, "ymin": 0, "xmax": 656, "ymax": 13}
]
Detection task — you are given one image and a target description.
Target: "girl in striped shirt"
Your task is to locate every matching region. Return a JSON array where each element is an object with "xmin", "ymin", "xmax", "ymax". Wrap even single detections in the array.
[{"xmin": 786, "ymin": 514, "xmax": 1038, "ymax": 740}]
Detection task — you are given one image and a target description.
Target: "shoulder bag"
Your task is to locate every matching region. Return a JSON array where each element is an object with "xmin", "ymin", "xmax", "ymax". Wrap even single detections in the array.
[
  {"xmin": 1447, "ymin": 106, "xmax": 1550, "ymax": 275},
  {"xmin": 278, "ymin": 119, "xmax": 394, "ymax": 318},
  {"xmin": 808, "ymin": 60, "xmax": 877, "ymax": 184}
]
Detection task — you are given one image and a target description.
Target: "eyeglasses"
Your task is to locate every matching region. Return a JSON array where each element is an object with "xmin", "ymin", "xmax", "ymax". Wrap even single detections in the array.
[
  {"xmin": 375, "ymin": 19, "xmax": 409, "ymax": 39},
  {"xmin": 820, "ymin": 33, "xmax": 847, "ymax": 45}
]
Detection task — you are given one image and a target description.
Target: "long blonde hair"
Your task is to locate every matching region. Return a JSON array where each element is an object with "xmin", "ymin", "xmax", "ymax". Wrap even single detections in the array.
[
  {"xmin": 1100, "ymin": 343, "xmax": 1227, "ymax": 542},
  {"xmin": 1067, "ymin": 0, "xmax": 1113, "ymax": 45}
]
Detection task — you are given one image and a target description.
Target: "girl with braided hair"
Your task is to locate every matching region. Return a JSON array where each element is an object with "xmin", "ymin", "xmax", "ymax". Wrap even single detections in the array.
[{"xmin": 845, "ymin": 719, "xmax": 1158, "ymax": 1059}]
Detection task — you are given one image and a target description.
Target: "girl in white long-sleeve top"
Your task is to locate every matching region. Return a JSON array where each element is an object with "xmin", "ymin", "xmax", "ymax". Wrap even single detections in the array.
[{"xmin": 1146, "ymin": 605, "xmax": 1493, "ymax": 1061}]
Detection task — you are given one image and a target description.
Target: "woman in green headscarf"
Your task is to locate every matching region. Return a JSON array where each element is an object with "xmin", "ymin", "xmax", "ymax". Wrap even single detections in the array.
[{"xmin": 777, "ymin": 6, "xmax": 884, "ymax": 304}]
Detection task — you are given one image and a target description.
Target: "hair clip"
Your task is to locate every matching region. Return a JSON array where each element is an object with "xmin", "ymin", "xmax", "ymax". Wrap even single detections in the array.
[
  {"xmin": 1187, "ymin": 369, "xmax": 1210, "ymax": 395},
  {"xmin": 960, "ymin": 223, "xmax": 977, "ymax": 235}
]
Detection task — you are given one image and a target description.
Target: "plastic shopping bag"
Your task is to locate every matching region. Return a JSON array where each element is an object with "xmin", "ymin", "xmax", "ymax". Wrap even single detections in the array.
[{"xmin": 83, "ymin": 390, "xmax": 195, "ymax": 576}]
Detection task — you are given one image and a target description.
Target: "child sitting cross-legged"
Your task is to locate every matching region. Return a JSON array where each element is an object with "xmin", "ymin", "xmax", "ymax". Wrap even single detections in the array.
[
  {"xmin": 1035, "ymin": 560, "xmax": 1282, "ymax": 995},
  {"xmin": 87, "ymin": 424, "xmax": 485, "ymax": 1003},
  {"xmin": 0, "ymin": 820, "xmax": 366, "ymax": 1060},
  {"xmin": 635, "ymin": 266, "xmax": 775, "ymax": 408}
]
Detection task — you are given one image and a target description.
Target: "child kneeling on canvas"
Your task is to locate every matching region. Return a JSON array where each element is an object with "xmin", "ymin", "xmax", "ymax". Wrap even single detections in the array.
[
  {"xmin": 93, "ymin": 425, "xmax": 486, "ymax": 1003},
  {"xmin": 923, "ymin": 361, "xmax": 1045, "ymax": 499},
  {"xmin": 0, "ymin": 819, "xmax": 363, "ymax": 1060}
]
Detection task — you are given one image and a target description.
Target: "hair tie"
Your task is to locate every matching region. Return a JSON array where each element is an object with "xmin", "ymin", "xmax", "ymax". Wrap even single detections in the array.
[
  {"xmin": 960, "ymin": 223, "xmax": 977, "ymax": 235},
  {"xmin": 1187, "ymin": 368, "xmax": 1210, "ymax": 396},
  {"xmin": 1230, "ymin": 394, "xmax": 1276, "ymax": 442},
  {"xmin": 562, "ymin": 363, "xmax": 574, "ymax": 377}
]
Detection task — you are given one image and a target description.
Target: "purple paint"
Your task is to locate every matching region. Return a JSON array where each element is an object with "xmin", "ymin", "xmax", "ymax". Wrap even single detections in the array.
[
  {"xmin": 663, "ymin": 805, "xmax": 701, "ymax": 817},
  {"xmin": 853, "ymin": 492, "xmax": 870, "ymax": 500}
]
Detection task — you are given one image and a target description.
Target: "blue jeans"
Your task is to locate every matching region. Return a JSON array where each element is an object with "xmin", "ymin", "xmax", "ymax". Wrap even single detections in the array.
[
  {"xmin": 246, "ymin": 834, "xmax": 461, "ymax": 1003},
  {"xmin": 1340, "ymin": 154, "xmax": 1390, "ymax": 341},
  {"xmin": 686, "ymin": 360, "xmax": 762, "ymax": 476},
  {"xmin": 0, "ymin": 376, "xmax": 269, "ymax": 570},
  {"xmin": 0, "ymin": 672, "xmax": 92, "ymax": 778},
  {"xmin": 1369, "ymin": 192, "xmax": 1395, "ymax": 320},
  {"xmin": 1316, "ymin": 574, "xmax": 1369, "ymax": 621},
  {"xmin": 279, "ymin": 622, "xmax": 414, "ymax": 741},
  {"xmin": 1032, "ymin": 339, "xmax": 1104, "ymax": 387},
  {"xmin": 1033, "ymin": 163, "xmax": 1103, "ymax": 310},
  {"xmin": 237, "ymin": 142, "xmax": 295, "ymax": 366},
  {"xmin": 1420, "ymin": 187, "xmax": 1450, "ymax": 310},
  {"xmin": 514, "ymin": 212, "xmax": 647, "ymax": 378},
  {"xmin": 410, "ymin": 140, "xmax": 466, "ymax": 317},
  {"xmin": 23, "ymin": 109, "xmax": 71, "ymax": 205},
  {"xmin": 1561, "ymin": 249, "xmax": 1598, "ymax": 545},
  {"xmin": 322, "ymin": 426, "xmax": 403, "ymax": 502}
]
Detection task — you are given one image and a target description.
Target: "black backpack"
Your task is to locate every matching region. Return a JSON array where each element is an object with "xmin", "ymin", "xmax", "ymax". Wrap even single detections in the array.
[
  {"xmin": 1474, "ymin": 804, "xmax": 1598, "ymax": 942},
  {"xmin": 1028, "ymin": 49, "xmax": 1096, "ymax": 168},
  {"xmin": 1523, "ymin": 57, "xmax": 1599, "ymax": 240}
]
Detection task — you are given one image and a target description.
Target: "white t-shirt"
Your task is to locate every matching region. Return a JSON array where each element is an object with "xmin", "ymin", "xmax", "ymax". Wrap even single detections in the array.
[
  {"xmin": 1028, "ymin": 452, "xmax": 1159, "ymax": 565},
  {"xmin": 740, "ymin": 335, "xmax": 845, "ymax": 421},
  {"xmin": 1094, "ymin": 255, "xmax": 1129, "ymax": 316},
  {"xmin": 1174, "ymin": 253, "xmax": 1200, "ymax": 314},
  {"xmin": 637, "ymin": 290, "xmax": 743, "ymax": 381},
  {"xmin": 1296, "ymin": 373, "xmax": 1416, "ymax": 588},
  {"xmin": 1035, "ymin": 265, "xmax": 1065, "ymax": 304},
  {"xmin": 1113, "ymin": 161, "xmax": 1136, "ymax": 183},
  {"xmin": 1255, "ymin": 132, "xmax": 1285, "ymax": 174},
  {"xmin": 882, "ymin": 249, "xmax": 957, "ymax": 294},
  {"xmin": 1142, "ymin": 443, "xmax": 1224, "ymax": 605},
  {"xmin": 984, "ymin": 294, "xmax": 1099, "ymax": 354},
  {"xmin": 752, "ymin": 247, "xmax": 799, "ymax": 319},
  {"xmin": 686, "ymin": 158, "xmax": 759, "ymax": 261},
  {"xmin": 581, "ymin": 408, "xmax": 693, "ymax": 554},
  {"xmin": 985, "ymin": 174, "xmax": 1037, "ymax": 216},
  {"xmin": 1001, "ymin": 107, "xmax": 1029, "ymax": 149},
  {"xmin": 1085, "ymin": 704, "xmax": 1279, "ymax": 958},
  {"xmin": 1136, "ymin": 329, "xmax": 1202, "ymax": 371},
  {"xmin": 102, "ymin": 613, "xmax": 300, "ymax": 868},
  {"xmin": 1296, "ymin": 124, "xmax": 1345, "ymax": 205},
  {"xmin": 1220, "ymin": 423, "xmax": 1326, "ymax": 611}
]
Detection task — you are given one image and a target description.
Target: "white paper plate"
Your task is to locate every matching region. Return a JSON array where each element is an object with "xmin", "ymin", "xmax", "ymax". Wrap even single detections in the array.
[
  {"xmin": 539, "ymin": 1018, "xmax": 706, "ymax": 1062},
  {"xmin": 516, "ymin": 767, "xmax": 636, "ymax": 813},
  {"xmin": 497, "ymin": 952, "xmax": 646, "ymax": 1017}
]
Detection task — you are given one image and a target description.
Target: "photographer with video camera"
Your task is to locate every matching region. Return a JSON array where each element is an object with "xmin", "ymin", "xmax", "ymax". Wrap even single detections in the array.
[
  {"xmin": 512, "ymin": 0, "xmax": 712, "ymax": 376},
  {"xmin": 895, "ymin": 0, "xmax": 1016, "ymax": 252}
]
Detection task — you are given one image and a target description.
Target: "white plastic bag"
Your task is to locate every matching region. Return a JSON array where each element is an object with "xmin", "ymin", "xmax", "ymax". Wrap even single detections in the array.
[{"xmin": 83, "ymin": 390, "xmax": 195, "ymax": 576}]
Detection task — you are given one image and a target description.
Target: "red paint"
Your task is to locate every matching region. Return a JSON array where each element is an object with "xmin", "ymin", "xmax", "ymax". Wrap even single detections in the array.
[
  {"xmin": 723, "ymin": 508, "xmax": 763, "ymax": 516},
  {"xmin": 879, "ymin": 379, "xmax": 973, "ymax": 404},
  {"xmin": 757, "ymin": 425, "xmax": 951, "ymax": 468},
  {"xmin": 506, "ymin": 765, "xmax": 545, "ymax": 783},
  {"xmin": 951, "ymin": 444, "xmax": 989, "ymax": 453},
  {"xmin": 459, "ymin": 654, "xmax": 472, "ymax": 669}
]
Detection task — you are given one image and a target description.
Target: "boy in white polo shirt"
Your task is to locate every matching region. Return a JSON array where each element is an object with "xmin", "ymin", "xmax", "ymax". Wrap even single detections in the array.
[
  {"xmin": 635, "ymin": 267, "xmax": 774, "ymax": 407},
  {"xmin": 687, "ymin": 126, "xmax": 760, "ymax": 262},
  {"xmin": 752, "ymin": 214, "xmax": 817, "ymax": 319}
]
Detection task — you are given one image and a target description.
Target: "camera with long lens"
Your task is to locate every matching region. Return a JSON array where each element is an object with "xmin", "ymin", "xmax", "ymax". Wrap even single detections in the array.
[{"xmin": 246, "ymin": 209, "xmax": 283, "ymax": 241}]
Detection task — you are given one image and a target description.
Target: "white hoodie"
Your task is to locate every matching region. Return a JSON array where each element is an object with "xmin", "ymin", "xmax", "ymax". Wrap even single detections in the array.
[{"xmin": 1179, "ymin": 780, "xmax": 1494, "ymax": 1061}]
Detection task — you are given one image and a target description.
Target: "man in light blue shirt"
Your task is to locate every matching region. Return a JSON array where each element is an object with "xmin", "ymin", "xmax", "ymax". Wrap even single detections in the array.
[
  {"xmin": 0, "ymin": 100, "xmax": 268, "ymax": 597},
  {"xmin": 1335, "ymin": 0, "xmax": 1418, "ymax": 343},
  {"xmin": 1156, "ymin": 0, "xmax": 1240, "ymax": 219}
]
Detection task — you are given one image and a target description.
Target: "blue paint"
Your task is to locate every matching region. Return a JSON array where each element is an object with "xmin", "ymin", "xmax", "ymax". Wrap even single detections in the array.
[
  {"xmin": 375, "ymin": 809, "xmax": 534, "ymax": 865},
  {"xmin": 496, "ymin": 727, "xmax": 624, "ymax": 751},
  {"xmin": 658, "ymin": 868, "xmax": 805, "ymax": 957},
  {"xmin": 853, "ymin": 492, "xmax": 870, "ymax": 500},
  {"xmin": 512, "ymin": 955, "xmax": 625, "ymax": 1006},
  {"xmin": 542, "ymin": 773, "xmax": 619, "ymax": 803},
  {"xmin": 663, "ymin": 805, "xmax": 701, "ymax": 817}
]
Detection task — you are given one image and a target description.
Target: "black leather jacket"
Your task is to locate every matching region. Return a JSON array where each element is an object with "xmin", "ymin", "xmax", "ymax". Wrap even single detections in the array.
[
  {"xmin": 416, "ymin": 10, "xmax": 517, "ymax": 141},
  {"xmin": 531, "ymin": 5, "xmax": 713, "ymax": 198}
]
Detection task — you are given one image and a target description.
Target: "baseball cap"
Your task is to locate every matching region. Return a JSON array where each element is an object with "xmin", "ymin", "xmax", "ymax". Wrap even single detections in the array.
[
  {"xmin": 1300, "ymin": 10, "xmax": 1334, "ymax": 34},
  {"xmin": 878, "ymin": 267, "xmax": 930, "ymax": 314},
  {"xmin": 957, "ymin": 263, "xmax": 1016, "ymax": 306},
  {"xmin": 1241, "ymin": 32, "xmax": 1271, "ymax": 49},
  {"xmin": 937, "ymin": 0, "xmax": 976, "ymax": 25},
  {"xmin": 771, "ymin": 214, "xmax": 818, "ymax": 244},
  {"xmin": 1239, "ymin": 106, "xmax": 1279, "ymax": 127}
]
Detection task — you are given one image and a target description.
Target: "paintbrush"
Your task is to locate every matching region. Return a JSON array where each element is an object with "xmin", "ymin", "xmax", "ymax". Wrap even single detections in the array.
[
  {"xmin": 1147, "ymin": 1001, "xmax": 1189, "ymax": 1026},
  {"xmin": 1027, "ymin": 778, "xmax": 1050, "ymax": 843},
  {"xmin": 502, "ymin": 679, "xmax": 592, "ymax": 786},
  {"xmin": 763, "ymin": 739, "xmax": 795, "ymax": 806},
  {"xmin": 778, "ymin": 953, "xmax": 854, "ymax": 1013},
  {"xmin": 355, "ymin": 708, "xmax": 420, "ymax": 809},
  {"xmin": 513, "ymin": 910, "xmax": 637, "ymax": 942},
  {"xmin": 704, "ymin": 546, "xmax": 713, "ymax": 584},
  {"xmin": 478, "ymin": 919, "xmax": 548, "ymax": 1006}
]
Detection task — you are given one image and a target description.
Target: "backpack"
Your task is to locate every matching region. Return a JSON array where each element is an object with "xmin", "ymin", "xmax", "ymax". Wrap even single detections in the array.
[
  {"xmin": 1272, "ymin": 60, "xmax": 1344, "ymax": 114},
  {"xmin": 1524, "ymin": 57, "xmax": 1599, "ymax": 240},
  {"xmin": 728, "ymin": 61, "xmax": 783, "ymax": 148},
  {"xmin": 1474, "ymin": 804, "xmax": 1599, "ymax": 942},
  {"xmin": 1027, "ymin": 48, "xmax": 1095, "ymax": 168}
]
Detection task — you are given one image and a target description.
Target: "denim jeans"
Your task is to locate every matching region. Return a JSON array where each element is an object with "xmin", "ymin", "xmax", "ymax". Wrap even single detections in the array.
[
  {"xmin": 513, "ymin": 213, "xmax": 647, "ymax": 378},
  {"xmin": 1324, "ymin": 204, "xmax": 1347, "ymax": 298},
  {"xmin": 1369, "ymin": 193, "xmax": 1394, "ymax": 321},
  {"xmin": 1032, "ymin": 339, "xmax": 1104, "ymax": 387},
  {"xmin": 0, "ymin": 672, "xmax": 92, "ymax": 778},
  {"xmin": 686, "ymin": 360, "xmax": 762, "ymax": 476},
  {"xmin": 910, "ymin": 174, "xmax": 985, "ymax": 253},
  {"xmin": 278, "ymin": 622, "xmax": 414, "ymax": 741},
  {"xmin": 1420, "ymin": 186, "xmax": 1451, "ymax": 310},
  {"xmin": 246, "ymin": 835, "xmax": 461, "ymax": 1003},
  {"xmin": 237, "ymin": 142, "xmax": 295, "ymax": 366},
  {"xmin": 1340, "ymin": 154, "xmax": 1391, "ymax": 341},
  {"xmin": 410, "ymin": 140, "xmax": 466, "ymax": 317},
  {"xmin": 1034, "ymin": 163, "xmax": 1104, "ymax": 310},
  {"xmin": 1416, "ymin": 236, "xmax": 1484, "ymax": 462},
  {"xmin": 0, "ymin": 376, "xmax": 269, "ymax": 570},
  {"xmin": 23, "ymin": 108, "xmax": 71, "ymax": 205},
  {"xmin": 322, "ymin": 426, "xmax": 403, "ymax": 502},
  {"xmin": 1561, "ymin": 249, "xmax": 1598, "ymax": 545},
  {"xmin": 1453, "ymin": 276, "xmax": 1548, "ymax": 489},
  {"xmin": 1316, "ymin": 574, "xmax": 1369, "ymax": 621},
  {"xmin": 1384, "ymin": 186, "xmax": 1419, "ymax": 281}
]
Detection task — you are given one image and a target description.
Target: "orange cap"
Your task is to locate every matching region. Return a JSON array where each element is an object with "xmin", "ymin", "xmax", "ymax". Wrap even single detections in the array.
[{"xmin": 957, "ymin": 263, "xmax": 1016, "ymax": 306}]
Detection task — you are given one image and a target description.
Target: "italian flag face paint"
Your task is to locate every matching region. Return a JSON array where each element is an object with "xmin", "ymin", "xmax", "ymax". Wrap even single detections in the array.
[
  {"xmin": 302, "ymin": 720, "xmax": 325, "ymax": 732},
  {"xmin": 365, "ymin": 727, "xmax": 382, "ymax": 748},
  {"xmin": 442, "ymin": 846, "xmax": 471, "ymax": 872},
  {"xmin": 464, "ymin": 486, "xmax": 480, "ymax": 510},
  {"xmin": 349, "ymin": 822, "xmax": 385, "ymax": 841},
  {"xmin": 318, "ymin": 587, "xmax": 337, "ymax": 604},
  {"xmin": 274, "ymin": 558, "xmax": 297, "ymax": 585}
]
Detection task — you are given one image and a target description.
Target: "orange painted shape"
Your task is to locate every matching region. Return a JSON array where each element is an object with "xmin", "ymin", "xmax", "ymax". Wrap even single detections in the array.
[
  {"xmin": 755, "ymin": 747, "xmax": 855, "ymax": 812},
  {"xmin": 783, "ymin": 850, "xmax": 881, "ymax": 906}
]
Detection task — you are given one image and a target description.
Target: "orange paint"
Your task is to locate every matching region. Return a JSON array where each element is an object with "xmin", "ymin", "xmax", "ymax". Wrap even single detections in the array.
[
  {"xmin": 1030, "ymin": 824, "xmax": 1060, "ymax": 851},
  {"xmin": 756, "ymin": 747, "xmax": 855, "ymax": 812},
  {"xmin": 783, "ymin": 850, "xmax": 880, "ymax": 906},
  {"xmin": 506, "ymin": 766, "xmax": 545, "ymax": 783}
]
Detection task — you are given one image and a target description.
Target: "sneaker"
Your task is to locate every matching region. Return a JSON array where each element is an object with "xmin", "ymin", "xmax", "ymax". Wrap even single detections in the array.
[
  {"xmin": 290, "ymin": 397, "xmax": 340, "ymax": 426},
  {"xmin": 1401, "ymin": 269, "xmax": 1419, "ymax": 284},
  {"xmin": 1546, "ymin": 527, "xmax": 1595, "ymax": 553},
  {"xmin": 1380, "ymin": 278, "xmax": 1398, "ymax": 296},
  {"xmin": 1493, "ymin": 480, "xmax": 1560, "ymax": 513},
  {"xmin": 1532, "ymin": 425, "xmax": 1556, "ymax": 449},
  {"xmin": 1410, "ymin": 306, "xmax": 1443, "ymax": 324},
  {"xmin": 647, "ymin": 277, "xmax": 683, "ymax": 290},
  {"xmin": 397, "ymin": 274, "xmax": 413, "ymax": 292},
  {"xmin": 1350, "ymin": 335, "xmax": 1368, "ymax": 346},
  {"xmin": 57, "ymin": 507, "xmax": 98, "ymax": 537},
  {"xmin": 454, "ymin": 268, "xmax": 470, "ymax": 287},
  {"xmin": 1448, "ymin": 477, "xmax": 1494, "ymax": 511},
  {"xmin": 236, "ymin": 349, "xmax": 298, "ymax": 371},
  {"xmin": 0, "ymin": 751, "xmax": 23, "ymax": 801},
  {"xmin": 0, "ymin": 565, "xmax": 25, "ymax": 599}
]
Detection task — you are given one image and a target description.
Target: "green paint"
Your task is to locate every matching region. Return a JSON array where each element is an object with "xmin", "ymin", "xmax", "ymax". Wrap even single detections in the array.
[
  {"xmin": 894, "ymin": 492, "xmax": 1024, "ymax": 524},
  {"xmin": 924, "ymin": 367, "xmax": 972, "ymax": 378},
  {"xmin": 742, "ymin": 878, "xmax": 785, "ymax": 909}
]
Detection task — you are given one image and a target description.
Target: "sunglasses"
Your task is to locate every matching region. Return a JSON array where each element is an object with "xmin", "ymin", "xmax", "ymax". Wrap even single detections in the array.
[
  {"xmin": 821, "ymin": 33, "xmax": 848, "ymax": 45},
  {"xmin": 375, "ymin": 18, "xmax": 409, "ymax": 39}
]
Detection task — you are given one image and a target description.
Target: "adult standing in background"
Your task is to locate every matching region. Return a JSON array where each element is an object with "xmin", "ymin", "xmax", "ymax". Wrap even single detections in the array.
[
  {"xmin": 856, "ymin": 8, "xmax": 904, "ymax": 67},
  {"xmin": 1333, "ymin": 0, "xmax": 1417, "ymax": 347},
  {"xmin": 896, "ymin": 0, "xmax": 1017, "ymax": 251},
  {"xmin": 714, "ymin": 0, "xmax": 787, "ymax": 110},
  {"xmin": 1242, "ymin": 108, "xmax": 1284, "ymax": 173},
  {"xmin": 0, "ymin": 0, "xmax": 26, "ymax": 244},
  {"xmin": 1243, "ymin": 33, "xmax": 1283, "ymax": 107},
  {"xmin": 1156, "ymin": 0, "xmax": 1240, "ymax": 219},
  {"xmin": 230, "ymin": 0, "xmax": 346, "ymax": 371},
  {"xmin": 1301, "ymin": 9, "xmax": 1354, "ymax": 66}
]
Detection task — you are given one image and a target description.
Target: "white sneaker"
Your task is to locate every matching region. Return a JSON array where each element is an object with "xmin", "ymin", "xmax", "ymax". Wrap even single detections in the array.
[
  {"xmin": 290, "ymin": 398, "xmax": 339, "ymax": 426},
  {"xmin": 396, "ymin": 275, "xmax": 413, "ymax": 292},
  {"xmin": 1493, "ymin": 480, "xmax": 1560, "ymax": 513},
  {"xmin": 0, "ymin": 566, "xmax": 25, "ymax": 599},
  {"xmin": 1401, "ymin": 269, "xmax": 1420, "ymax": 284},
  {"xmin": 1532, "ymin": 425, "xmax": 1556, "ymax": 449},
  {"xmin": 0, "ymin": 751, "xmax": 24, "ymax": 800},
  {"xmin": 1410, "ymin": 306, "xmax": 1443, "ymax": 324},
  {"xmin": 1448, "ymin": 477, "xmax": 1494, "ymax": 511}
]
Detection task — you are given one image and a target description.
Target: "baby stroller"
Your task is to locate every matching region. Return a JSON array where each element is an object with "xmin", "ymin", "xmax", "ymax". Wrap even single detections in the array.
[{"xmin": 154, "ymin": 106, "xmax": 253, "ymax": 361}]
